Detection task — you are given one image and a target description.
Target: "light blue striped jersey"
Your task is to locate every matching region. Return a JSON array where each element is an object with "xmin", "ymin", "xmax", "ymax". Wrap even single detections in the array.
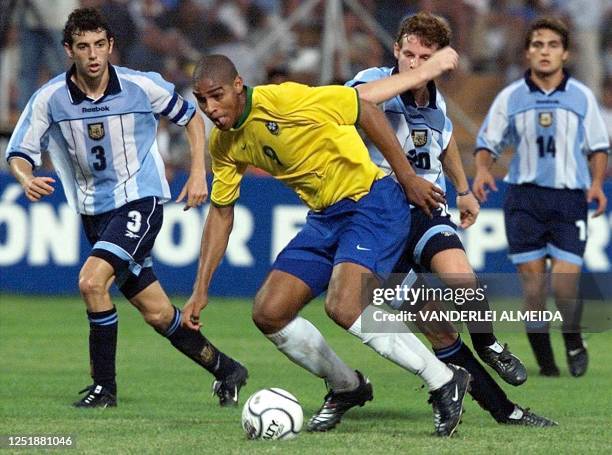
[
  {"xmin": 476, "ymin": 71, "xmax": 609, "ymax": 190},
  {"xmin": 6, "ymin": 64, "xmax": 195, "ymax": 215},
  {"xmin": 346, "ymin": 66, "xmax": 452, "ymax": 194}
]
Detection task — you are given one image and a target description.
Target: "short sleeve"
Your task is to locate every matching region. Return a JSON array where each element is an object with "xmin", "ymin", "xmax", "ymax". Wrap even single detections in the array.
[{"xmin": 209, "ymin": 132, "xmax": 248, "ymax": 206}]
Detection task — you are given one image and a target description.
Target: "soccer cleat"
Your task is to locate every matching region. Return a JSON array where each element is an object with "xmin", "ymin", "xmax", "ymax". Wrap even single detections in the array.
[
  {"xmin": 428, "ymin": 364, "xmax": 470, "ymax": 437},
  {"xmin": 73, "ymin": 384, "xmax": 117, "ymax": 408},
  {"xmin": 306, "ymin": 370, "xmax": 373, "ymax": 432},
  {"xmin": 502, "ymin": 405, "xmax": 558, "ymax": 427},
  {"xmin": 567, "ymin": 347, "xmax": 588, "ymax": 377},
  {"xmin": 211, "ymin": 361, "xmax": 249, "ymax": 407},
  {"xmin": 477, "ymin": 344, "xmax": 527, "ymax": 386}
]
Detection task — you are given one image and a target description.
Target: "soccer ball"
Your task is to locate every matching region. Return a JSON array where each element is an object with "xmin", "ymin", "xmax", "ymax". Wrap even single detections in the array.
[{"xmin": 241, "ymin": 388, "xmax": 303, "ymax": 440}]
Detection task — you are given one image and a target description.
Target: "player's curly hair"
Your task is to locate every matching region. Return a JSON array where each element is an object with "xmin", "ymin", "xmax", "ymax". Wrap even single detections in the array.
[
  {"xmin": 395, "ymin": 12, "xmax": 451, "ymax": 49},
  {"xmin": 524, "ymin": 17, "xmax": 569, "ymax": 50},
  {"xmin": 62, "ymin": 7, "xmax": 114, "ymax": 47}
]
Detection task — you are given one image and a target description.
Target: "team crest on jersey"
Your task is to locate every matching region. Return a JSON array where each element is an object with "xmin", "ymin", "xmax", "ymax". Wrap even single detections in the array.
[
  {"xmin": 538, "ymin": 112, "xmax": 553, "ymax": 127},
  {"xmin": 411, "ymin": 129, "xmax": 428, "ymax": 147},
  {"xmin": 87, "ymin": 122, "xmax": 105, "ymax": 140},
  {"xmin": 266, "ymin": 121, "xmax": 280, "ymax": 135}
]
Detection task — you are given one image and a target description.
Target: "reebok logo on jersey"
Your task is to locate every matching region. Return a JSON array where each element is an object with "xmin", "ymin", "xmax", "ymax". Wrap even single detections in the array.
[{"xmin": 82, "ymin": 106, "xmax": 110, "ymax": 113}]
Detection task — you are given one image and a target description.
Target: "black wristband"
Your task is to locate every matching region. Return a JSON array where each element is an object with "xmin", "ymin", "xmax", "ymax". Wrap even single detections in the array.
[{"xmin": 457, "ymin": 190, "xmax": 471, "ymax": 197}]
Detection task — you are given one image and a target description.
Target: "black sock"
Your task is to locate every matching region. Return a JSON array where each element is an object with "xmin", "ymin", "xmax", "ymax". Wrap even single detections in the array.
[
  {"xmin": 162, "ymin": 306, "xmax": 236, "ymax": 380},
  {"xmin": 458, "ymin": 286, "xmax": 497, "ymax": 350},
  {"xmin": 469, "ymin": 332, "xmax": 497, "ymax": 352},
  {"xmin": 562, "ymin": 332, "xmax": 584, "ymax": 352},
  {"xmin": 525, "ymin": 323, "xmax": 557, "ymax": 370},
  {"xmin": 435, "ymin": 337, "xmax": 514, "ymax": 422},
  {"xmin": 87, "ymin": 307, "xmax": 118, "ymax": 395}
]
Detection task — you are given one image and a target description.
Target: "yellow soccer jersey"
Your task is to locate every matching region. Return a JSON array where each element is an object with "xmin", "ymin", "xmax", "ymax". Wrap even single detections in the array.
[{"xmin": 209, "ymin": 82, "xmax": 385, "ymax": 211}]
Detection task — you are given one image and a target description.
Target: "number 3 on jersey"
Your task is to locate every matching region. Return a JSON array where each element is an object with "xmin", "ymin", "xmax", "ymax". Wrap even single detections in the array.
[{"xmin": 91, "ymin": 145, "xmax": 107, "ymax": 170}]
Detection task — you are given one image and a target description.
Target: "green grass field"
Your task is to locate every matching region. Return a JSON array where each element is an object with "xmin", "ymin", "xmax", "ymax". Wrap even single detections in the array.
[{"xmin": 1, "ymin": 295, "xmax": 611, "ymax": 454}]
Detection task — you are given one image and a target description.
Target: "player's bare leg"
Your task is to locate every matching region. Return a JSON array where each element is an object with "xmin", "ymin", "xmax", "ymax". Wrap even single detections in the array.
[
  {"xmin": 74, "ymin": 257, "xmax": 118, "ymax": 408},
  {"xmin": 430, "ymin": 249, "xmax": 527, "ymax": 385},
  {"xmin": 326, "ymin": 262, "xmax": 469, "ymax": 437},
  {"xmin": 517, "ymin": 259, "xmax": 559, "ymax": 376},
  {"xmin": 551, "ymin": 259, "xmax": 587, "ymax": 376},
  {"xmin": 253, "ymin": 269, "xmax": 361, "ymax": 394}
]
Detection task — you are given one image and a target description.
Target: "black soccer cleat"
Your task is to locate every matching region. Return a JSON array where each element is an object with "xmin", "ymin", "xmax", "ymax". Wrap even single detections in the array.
[
  {"xmin": 502, "ymin": 405, "xmax": 558, "ymax": 427},
  {"xmin": 477, "ymin": 344, "xmax": 527, "ymax": 386},
  {"xmin": 306, "ymin": 370, "xmax": 373, "ymax": 432},
  {"xmin": 73, "ymin": 384, "xmax": 117, "ymax": 408},
  {"xmin": 428, "ymin": 364, "xmax": 470, "ymax": 437},
  {"xmin": 567, "ymin": 347, "xmax": 588, "ymax": 377},
  {"xmin": 212, "ymin": 361, "xmax": 248, "ymax": 407}
]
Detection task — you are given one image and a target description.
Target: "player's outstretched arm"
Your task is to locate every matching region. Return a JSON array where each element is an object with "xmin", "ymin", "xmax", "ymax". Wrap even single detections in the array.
[
  {"xmin": 177, "ymin": 114, "xmax": 208, "ymax": 211},
  {"xmin": 587, "ymin": 151, "xmax": 609, "ymax": 217},
  {"xmin": 9, "ymin": 157, "xmax": 55, "ymax": 202},
  {"xmin": 472, "ymin": 149, "xmax": 498, "ymax": 203},
  {"xmin": 358, "ymin": 98, "xmax": 445, "ymax": 216},
  {"xmin": 441, "ymin": 136, "xmax": 479, "ymax": 228},
  {"xmin": 183, "ymin": 204, "xmax": 234, "ymax": 330},
  {"xmin": 356, "ymin": 47, "xmax": 458, "ymax": 104}
]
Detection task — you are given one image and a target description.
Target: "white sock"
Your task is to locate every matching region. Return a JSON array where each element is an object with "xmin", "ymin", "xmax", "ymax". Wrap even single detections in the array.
[
  {"xmin": 349, "ymin": 307, "xmax": 452, "ymax": 391},
  {"xmin": 487, "ymin": 341, "xmax": 504, "ymax": 353},
  {"xmin": 266, "ymin": 317, "xmax": 359, "ymax": 392}
]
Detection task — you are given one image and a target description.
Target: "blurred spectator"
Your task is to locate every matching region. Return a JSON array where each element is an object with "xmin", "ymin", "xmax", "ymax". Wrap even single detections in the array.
[
  {"xmin": 80, "ymin": 0, "xmax": 138, "ymax": 64},
  {"xmin": 17, "ymin": 0, "xmax": 78, "ymax": 110},
  {"xmin": 557, "ymin": 0, "xmax": 605, "ymax": 98}
]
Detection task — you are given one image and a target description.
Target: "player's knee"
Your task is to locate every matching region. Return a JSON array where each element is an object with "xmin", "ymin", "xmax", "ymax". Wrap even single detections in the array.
[
  {"xmin": 142, "ymin": 309, "xmax": 170, "ymax": 330},
  {"xmin": 324, "ymin": 294, "xmax": 358, "ymax": 329},
  {"xmin": 252, "ymin": 297, "xmax": 281, "ymax": 334},
  {"xmin": 78, "ymin": 273, "xmax": 106, "ymax": 298}
]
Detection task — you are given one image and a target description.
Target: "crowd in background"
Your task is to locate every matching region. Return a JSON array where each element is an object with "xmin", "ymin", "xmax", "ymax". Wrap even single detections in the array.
[{"xmin": 1, "ymin": 0, "xmax": 611, "ymax": 177}]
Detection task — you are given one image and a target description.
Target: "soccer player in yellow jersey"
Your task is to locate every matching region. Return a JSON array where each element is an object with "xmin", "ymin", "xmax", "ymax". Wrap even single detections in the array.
[{"xmin": 184, "ymin": 54, "xmax": 470, "ymax": 436}]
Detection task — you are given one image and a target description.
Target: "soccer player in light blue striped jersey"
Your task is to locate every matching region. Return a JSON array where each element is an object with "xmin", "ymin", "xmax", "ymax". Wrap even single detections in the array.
[
  {"xmin": 346, "ymin": 12, "xmax": 558, "ymax": 428},
  {"xmin": 474, "ymin": 18, "xmax": 609, "ymax": 378},
  {"xmin": 6, "ymin": 8, "xmax": 247, "ymax": 408}
]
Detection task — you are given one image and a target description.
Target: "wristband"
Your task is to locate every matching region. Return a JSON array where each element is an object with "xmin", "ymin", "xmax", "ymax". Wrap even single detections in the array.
[{"xmin": 457, "ymin": 190, "xmax": 471, "ymax": 197}]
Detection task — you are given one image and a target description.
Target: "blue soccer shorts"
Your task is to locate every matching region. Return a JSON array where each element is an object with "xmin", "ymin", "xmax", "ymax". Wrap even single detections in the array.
[
  {"xmin": 272, "ymin": 176, "xmax": 412, "ymax": 297},
  {"xmin": 393, "ymin": 207, "xmax": 464, "ymax": 273},
  {"xmin": 81, "ymin": 196, "xmax": 163, "ymax": 298},
  {"xmin": 504, "ymin": 184, "xmax": 587, "ymax": 266}
]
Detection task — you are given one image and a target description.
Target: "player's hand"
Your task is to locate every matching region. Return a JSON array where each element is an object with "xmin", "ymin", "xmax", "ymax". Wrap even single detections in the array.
[
  {"xmin": 176, "ymin": 173, "xmax": 208, "ymax": 211},
  {"xmin": 422, "ymin": 47, "xmax": 459, "ymax": 80},
  {"xmin": 457, "ymin": 191, "xmax": 480, "ymax": 229},
  {"xmin": 182, "ymin": 293, "xmax": 209, "ymax": 330},
  {"xmin": 587, "ymin": 184, "xmax": 607, "ymax": 218},
  {"xmin": 22, "ymin": 176, "xmax": 55, "ymax": 202},
  {"xmin": 472, "ymin": 169, "xmax": 497, "ymax": 203},
  {"xmin": 402, "ymin": 175, "xmax": 446, "ymax": 218}
]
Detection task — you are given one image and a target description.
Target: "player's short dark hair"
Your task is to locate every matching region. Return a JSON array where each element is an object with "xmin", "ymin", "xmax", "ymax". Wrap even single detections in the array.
[
  {"xmin": 525, "ymin": 17, "xmax": 569, "ymax": 50},
  {"xmin": 63, "ymin": 7, "xmax": 114, "ymax": 47},
  {"xmin": 192, "ymin": 55, "xmax": 238, "ymax": 85},
  {"xmin": 395, "ymin": 12, "xmax": 451, "ymax": 49}
]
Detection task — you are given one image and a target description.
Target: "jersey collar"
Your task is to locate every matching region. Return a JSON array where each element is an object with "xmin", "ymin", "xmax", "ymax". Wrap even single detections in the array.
[
  {"xmin": 232, "ymin": 86, "xmax": 253, "ymax": 129},
  {"xmin": 66, "ymin": 64, "xmax": 121, "ymax": 104},
  {"xmin": 392, "ymin": 66, "xmax": 437, "ymax": 108},
  {"xmin": 524, "ymin": 69, "xmax": 569, "ymax": 94}
]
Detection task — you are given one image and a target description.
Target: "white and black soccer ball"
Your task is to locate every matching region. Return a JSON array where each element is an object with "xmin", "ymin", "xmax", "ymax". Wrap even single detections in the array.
[{"xmin": 241, "ymin": 388, "xmax": 303, "ymax": 440}]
